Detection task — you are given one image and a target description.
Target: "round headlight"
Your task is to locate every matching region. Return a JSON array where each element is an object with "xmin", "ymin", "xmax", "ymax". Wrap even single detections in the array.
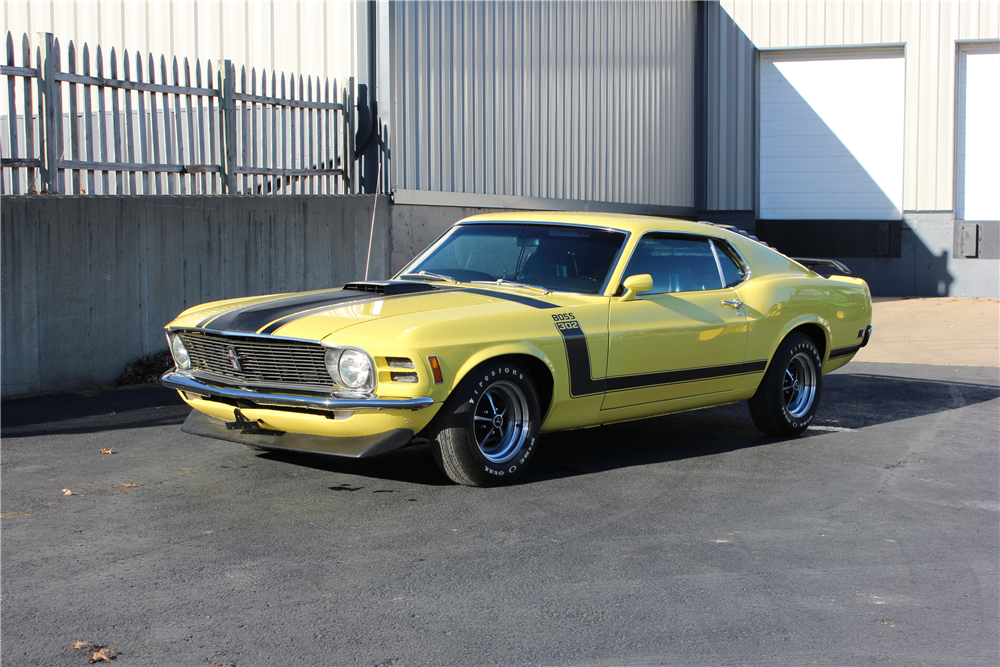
[
  {"xmin": 169, "ymin": 333, "xmax": 191, "ymax": 370},
  {"xmin": 338, "ymin": 349, "xmax": 373, "ymax": 390}
]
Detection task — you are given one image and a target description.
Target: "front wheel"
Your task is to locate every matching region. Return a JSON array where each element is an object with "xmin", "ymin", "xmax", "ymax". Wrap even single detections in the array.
[
  {"xmin": 430, "ymin": 360, "xmax": 541, "ymax": 487},
  {"xmin": 748, "ymin": 333, "xmax": 822, "ymax": 436}
]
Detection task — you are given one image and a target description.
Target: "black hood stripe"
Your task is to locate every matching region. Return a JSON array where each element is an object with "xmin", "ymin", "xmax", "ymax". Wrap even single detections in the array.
[
  {"xmin": 461, "ymin": 288, "xmax": 558, "ymax": 309},
  {"xmin": 199, "ymin": 289, "xmax": 384, "ymax": 332},
  {"xmin": 258, "ymin": 287, "xmax": 461, "ymax": 334},
  {"xmin": 198, "ymin": 285, "xmax": 558, "ymax": 335}
]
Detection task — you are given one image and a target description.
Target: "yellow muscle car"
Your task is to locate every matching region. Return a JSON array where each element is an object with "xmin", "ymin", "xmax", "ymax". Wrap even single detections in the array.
[{"xmin": 162, "ymin": 212, "xmax": 872, "ymax": 486}]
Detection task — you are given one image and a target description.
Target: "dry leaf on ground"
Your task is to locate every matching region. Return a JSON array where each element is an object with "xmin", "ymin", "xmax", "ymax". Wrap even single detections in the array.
[
  {"xmin": 120, "ymin": 483, "xmax": 139, "ymax": 488},
  {"xmin": 89, "ymin": 648, "xmax": 117, "ymax": 663},
  {"xmin": 61, "ymin": 489, "xmax": 84, "ymax": 496},
  {"xmin": 100, "ymin": 448, "xmax": 114, "ymax": 454},
  {"xmin": 70, "ymin": 640, "xmax": 95, "ymax": 650}
]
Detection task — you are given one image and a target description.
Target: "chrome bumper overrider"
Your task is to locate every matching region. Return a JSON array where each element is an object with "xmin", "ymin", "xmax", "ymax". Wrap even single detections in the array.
[{"xmin": 161, "ymin": 371, "xmax": 435, "ymax": 412}]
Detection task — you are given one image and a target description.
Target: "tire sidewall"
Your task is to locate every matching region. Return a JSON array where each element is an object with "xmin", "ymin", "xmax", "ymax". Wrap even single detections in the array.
[
  {"xmin": 776, "ymin": 336, "xmax": 822, "ymax": 432},
  {"xmin": 445, "ymin": 361, "xmax": 541, "ymax": 485}
]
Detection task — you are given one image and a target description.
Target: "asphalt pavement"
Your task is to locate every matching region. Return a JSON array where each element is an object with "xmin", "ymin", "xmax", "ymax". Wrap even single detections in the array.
[{"xmin": 2, "ymin": 299, "xmax": 998, "ymax": 666}]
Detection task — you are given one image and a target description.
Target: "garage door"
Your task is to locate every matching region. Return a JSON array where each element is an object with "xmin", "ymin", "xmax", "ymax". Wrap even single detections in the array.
[
  {"xmin": 759, "ymin": 49, "xmax": 905, "ymax": 220},
  {"xmin": 956, "ymin": 43, "xmax": 1000, "ymax": 221}
]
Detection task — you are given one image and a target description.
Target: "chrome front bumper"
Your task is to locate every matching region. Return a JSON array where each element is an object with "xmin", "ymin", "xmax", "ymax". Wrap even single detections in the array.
[{"xmin": 161, "ymin": 371, "xmax": 435, "ymax": 413}]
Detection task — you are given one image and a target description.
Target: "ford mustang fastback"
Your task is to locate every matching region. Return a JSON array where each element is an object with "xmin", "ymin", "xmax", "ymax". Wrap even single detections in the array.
[{"xmin": 162, "ymin": 212, "xmax": 872, "ymax": 486}]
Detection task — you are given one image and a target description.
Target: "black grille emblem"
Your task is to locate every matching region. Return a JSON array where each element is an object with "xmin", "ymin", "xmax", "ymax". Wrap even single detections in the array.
[{"xmin": 226, "ymin": 347, "xmax": 243, "ymax": 372}]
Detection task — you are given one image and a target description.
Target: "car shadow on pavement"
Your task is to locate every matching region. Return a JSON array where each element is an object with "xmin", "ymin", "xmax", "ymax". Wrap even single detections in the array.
[{"xmin": 525, "ymin": 371, "xmax": 1000, "ymax": 484}]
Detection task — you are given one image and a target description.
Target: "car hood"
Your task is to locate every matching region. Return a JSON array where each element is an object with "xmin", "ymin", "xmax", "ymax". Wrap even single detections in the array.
[{"xmin": 170, "ymin": 281, "xmax": 580, "ymax": 341}]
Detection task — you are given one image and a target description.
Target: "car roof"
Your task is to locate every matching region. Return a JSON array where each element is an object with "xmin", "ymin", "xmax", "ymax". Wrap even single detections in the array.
[{"xmin": 457, "ymin": 211, "xmax": 718, "ymax": 236}]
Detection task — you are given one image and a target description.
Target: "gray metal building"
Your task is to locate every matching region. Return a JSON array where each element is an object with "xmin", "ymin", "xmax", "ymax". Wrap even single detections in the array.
[{"xmin": 362, "ymin": 0, "xmax": 998, "ymax": 297}]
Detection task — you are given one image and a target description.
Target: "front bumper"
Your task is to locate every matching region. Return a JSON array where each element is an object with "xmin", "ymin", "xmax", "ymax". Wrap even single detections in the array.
[{"xmin": 161, "ymin": 371, "xmax": 435, "ymax": 412}]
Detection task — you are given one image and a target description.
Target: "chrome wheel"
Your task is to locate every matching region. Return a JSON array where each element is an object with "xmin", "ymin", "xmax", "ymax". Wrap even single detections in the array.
[
  {"xmin": 783, "ymin": 351, "xmax": 818, "ymax": 418},
  {"xmin": 473, "ymin": 380, "xmax": 530, "ymax": 464}
]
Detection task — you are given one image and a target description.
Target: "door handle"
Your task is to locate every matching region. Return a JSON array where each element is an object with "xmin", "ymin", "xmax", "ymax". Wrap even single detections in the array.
[{"xmin": 722, "ymin": 300, "xmax": 744, "ymax": 310}]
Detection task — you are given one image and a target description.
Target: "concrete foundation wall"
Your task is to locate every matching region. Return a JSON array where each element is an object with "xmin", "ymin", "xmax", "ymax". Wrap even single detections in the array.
[
  {"xmin": 846, "ymin": 214, "xmax": 1000, "ymax": 298},
  {"xmin": 1, "ymin": 195, "xmax": 390, "ymax": 399}
]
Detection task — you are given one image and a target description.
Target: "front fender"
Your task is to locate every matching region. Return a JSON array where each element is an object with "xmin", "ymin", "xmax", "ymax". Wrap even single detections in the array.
[{"xmin": 450, "ymin": 343, "xmax": 556, "ymax": 396}]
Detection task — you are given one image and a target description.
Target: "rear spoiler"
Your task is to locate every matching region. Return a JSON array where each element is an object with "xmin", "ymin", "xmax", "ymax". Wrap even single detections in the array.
[{"xmin": 792, "ymin": 257, "xmax": 851, "ymax": 275}]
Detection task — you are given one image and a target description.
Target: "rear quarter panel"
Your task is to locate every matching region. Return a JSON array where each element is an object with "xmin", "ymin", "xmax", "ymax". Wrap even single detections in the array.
[{"xmin": 729, "ymin": 237, "xmax": 872, "ymax": 385}]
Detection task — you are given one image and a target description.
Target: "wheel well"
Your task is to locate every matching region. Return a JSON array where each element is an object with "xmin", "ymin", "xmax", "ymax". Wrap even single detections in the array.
[
  {"xmin": 489, "ymin": 354, "xmax": 555, "ymax": 419},
  {"xmin": 790, "ymin": 323, "xmax": 827, "ymax": 360}
]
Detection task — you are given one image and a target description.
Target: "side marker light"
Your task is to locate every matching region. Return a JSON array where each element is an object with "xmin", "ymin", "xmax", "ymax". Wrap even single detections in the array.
[{"xmin": 428, "ymin": 356, "xmax": 444, "ymax": 384}]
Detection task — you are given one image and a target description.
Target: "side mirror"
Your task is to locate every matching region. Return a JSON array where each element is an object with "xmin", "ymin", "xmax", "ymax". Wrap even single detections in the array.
[{"xmin": 619, "ymin": 274, "xmax": 653, "ymax": 302}]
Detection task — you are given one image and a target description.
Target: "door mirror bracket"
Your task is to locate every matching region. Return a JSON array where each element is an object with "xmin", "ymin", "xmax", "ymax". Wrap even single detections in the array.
[{"xmin": 619, "ymin": 274, "xmax": 653, "ymax": 302}]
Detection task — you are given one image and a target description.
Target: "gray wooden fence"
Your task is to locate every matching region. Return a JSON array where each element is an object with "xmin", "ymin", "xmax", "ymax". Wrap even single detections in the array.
[{"xmin": 1, "ymin": 31, "xmax": 355, "ymax": 195}]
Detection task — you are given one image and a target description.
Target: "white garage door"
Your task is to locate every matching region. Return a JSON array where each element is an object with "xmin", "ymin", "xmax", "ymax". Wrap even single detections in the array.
[
  {"xmin": 760, "ymin": 49, "xmax": 905, "ymax": 220},
  {"xmin": 956, "ymin": 44, "xmax": 1000, "ymax": 221}
]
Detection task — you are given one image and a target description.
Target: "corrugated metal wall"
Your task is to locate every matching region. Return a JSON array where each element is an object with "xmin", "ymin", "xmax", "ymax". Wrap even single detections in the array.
[
  {"xmin": 705, "ymin": 1, "xmax": 756, "ymax": 213},
  {"xmin": 0, "ymin": 0, "xmax": 355, "ymax": 84},
  {"xmin": 388, "ymin": 0, "xmax": 700, "ymax": 209},
  {"xmin": 719, "ymin": 0, "xmax": 1000, "ymax": 213}
]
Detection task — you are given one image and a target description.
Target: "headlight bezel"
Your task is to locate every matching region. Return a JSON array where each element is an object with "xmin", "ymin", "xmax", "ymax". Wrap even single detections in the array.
[
  {"xmin": 167, "ymin": 332, "xmax": 191, "ymax": 370},
  {"xmin": 324, "ymin": 346, "xmax": 376, "ymax": 393}
]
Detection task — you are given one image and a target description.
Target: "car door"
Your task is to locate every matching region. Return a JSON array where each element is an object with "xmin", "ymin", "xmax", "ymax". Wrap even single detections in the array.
[{"xmin": 602, "ymin": 233, "xmax": 750, "ymax": 410}]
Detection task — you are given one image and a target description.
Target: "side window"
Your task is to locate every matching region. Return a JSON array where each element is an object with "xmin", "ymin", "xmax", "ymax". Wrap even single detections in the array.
[
  {"xmin": 622, "ymin": 235, "xmax": 724, "ymax": 294},
  {"xmin": 712, "ymin": 241, "xmax": 747, "ymax": 287}
]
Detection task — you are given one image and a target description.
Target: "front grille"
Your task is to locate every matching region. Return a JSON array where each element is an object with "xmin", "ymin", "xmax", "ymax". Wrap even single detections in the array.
[{"xmin": 178, "ymin": 331, "xmax": 331, "ymax": 388}]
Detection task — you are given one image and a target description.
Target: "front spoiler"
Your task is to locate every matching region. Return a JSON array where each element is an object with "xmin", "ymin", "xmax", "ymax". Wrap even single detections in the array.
[{"xmin": 181, "ymin": 409, "xmax": 415, "ymax": 458}]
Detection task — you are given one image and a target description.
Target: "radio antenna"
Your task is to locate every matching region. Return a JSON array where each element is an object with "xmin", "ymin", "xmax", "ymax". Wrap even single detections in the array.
[{"xmin": 364, "ymin": 158, "xmax": 383, "ymax": 281}]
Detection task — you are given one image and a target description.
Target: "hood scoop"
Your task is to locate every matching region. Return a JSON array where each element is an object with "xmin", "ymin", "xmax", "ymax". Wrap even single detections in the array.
[{"xmin": 342, "ymin": 280, "xmax": 438, "ymax": 296}]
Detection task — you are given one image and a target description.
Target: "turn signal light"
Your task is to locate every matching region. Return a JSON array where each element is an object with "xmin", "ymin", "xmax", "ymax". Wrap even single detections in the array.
[{"xmin": 428, "ymin": 356, "xmax": 444, "ymax": 384}]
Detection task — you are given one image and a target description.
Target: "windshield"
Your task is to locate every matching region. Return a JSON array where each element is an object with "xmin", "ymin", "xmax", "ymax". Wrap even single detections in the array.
[{"xmin": 401, "ymin": 223, "xmax": 627, "ymax": 294}]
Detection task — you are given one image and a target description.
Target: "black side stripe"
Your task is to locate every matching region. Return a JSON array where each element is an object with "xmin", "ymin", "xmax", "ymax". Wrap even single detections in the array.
[
  {"xmin": 555, "ymin": 322, "xmax": 768, "ymax": 398},
  {"xmin": 605, "ymin": 360, "xmax": 768, "ymax": 392},
  {"xmin": 555, "ymin": 322, "xmax": 606, "ymax": 397},
  {"xmin": 830, "ymin": 344, "xmax": 863, "ymax": 359}
]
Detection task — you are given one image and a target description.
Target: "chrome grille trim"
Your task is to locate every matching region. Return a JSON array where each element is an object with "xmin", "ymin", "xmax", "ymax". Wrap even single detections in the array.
[{"xmin": 177, "ymin": 330, "xmax": 334, "ymax": 388}]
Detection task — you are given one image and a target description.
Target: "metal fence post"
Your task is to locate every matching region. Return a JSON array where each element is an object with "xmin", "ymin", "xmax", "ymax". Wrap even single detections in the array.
[
  {"xmin": 347, "ymin": 76, "xmax": 355, "ymax": 193},
  {"xmin": 38, "ymin": 32, "xmax": 62, "ymax": 193},
  {"xmin": 221, "ymin": 60, "xmax": 236, "ymax": 193}
]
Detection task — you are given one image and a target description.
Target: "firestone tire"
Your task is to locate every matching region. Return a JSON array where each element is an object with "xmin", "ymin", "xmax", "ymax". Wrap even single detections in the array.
[
  {"xmin": 748, "ymin": 333, "xmax": 823, "ymax": 437},
  {"xmin": 430, "ymin": 360, "xmax": 541, "ymax": 487}
]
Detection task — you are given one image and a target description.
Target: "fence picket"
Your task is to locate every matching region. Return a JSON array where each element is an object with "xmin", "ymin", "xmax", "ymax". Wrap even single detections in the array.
[
  {"xmin": 96, "ymin": 45, "xmax": 109, "ymax": 192},
  {"xmin": 207, "ymin": 60, "xmax": 218, "ymax": 193},
  {"xmin": 136, "ymin": 52, "xmax": 149, "ymax": 193},
  {"xmin": 172, "ymin": 58, "xmax": 186, "ymax": 194},
  {"xmin": 24, "ymin": 35, "xmax": 37, "ymax": 192},
  {"xmin": 6, "ymin": 33, "xmax": 19, "ymax": 193},
  {"xmin": 195, "ymin": 60, "xmax": 207, "ymax": 193},
  {"xmin": 261, "ymin": 70, "xmax": 269, "ymax": 194},
  {"xmin": 251, "ymin": 67, "xmax": 258, "ymax": 195},
  {"xmin": 183, "ymin": 58, "xmax": 196, "ymax": 193},
  {"xmin": 110, "ymin": 48, "xmax": 125, "ymax": 192},
  {"xmin": 123, "ymin": 50, "xmax": 137, "ymax": 193},
  {"xmin": 148, "ymin": 53, "xmax": 162, "ymax": 193},
  {"xmin": 161, "ymin": 56, "xmax": 175, "ymax": 193},
  {"xmin": 82, "ymin": 43, "xmax": 96, "ymax": 193}
]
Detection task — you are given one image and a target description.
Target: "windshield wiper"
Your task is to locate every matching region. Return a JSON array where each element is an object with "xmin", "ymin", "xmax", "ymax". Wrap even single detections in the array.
[
  {"xmin": 471, "ymin": 278, "xmax": 551, "ymax": 296},
  {"xmin": 399, "ymin": 271, "xmax": 458, "ymax": 284}
]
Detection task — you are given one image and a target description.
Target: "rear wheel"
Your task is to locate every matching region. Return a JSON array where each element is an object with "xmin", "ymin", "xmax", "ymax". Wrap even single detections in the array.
[
  {"xmin": 430, "ymin": 360, "xmax": 541, "ymax": 487},
  {"xmin": 748, "ymin": 333, "xmax": 822, "ymax": 436}
]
